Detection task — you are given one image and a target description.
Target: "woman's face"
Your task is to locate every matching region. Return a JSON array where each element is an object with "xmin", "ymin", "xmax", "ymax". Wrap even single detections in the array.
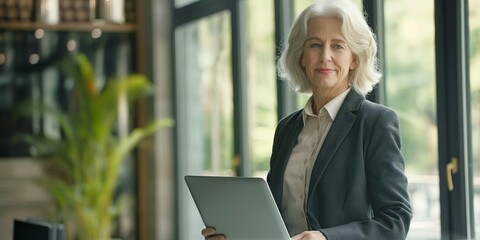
[{"xmin": 301, "ymin": 16, "xmax": 356, "ymax": 93}]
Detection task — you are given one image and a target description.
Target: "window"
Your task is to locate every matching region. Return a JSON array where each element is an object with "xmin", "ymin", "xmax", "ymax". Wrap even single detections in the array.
[
  {"xmin": 175, "ymin": 11, "xmax": 233, "ymax": 239},
  {"xmin": 247, "ymin": 0, "xmax": 277, "ymax": 177},
  {"xmin": 384, "ymin": 0, "xmax": 439, "ymax": 238}
]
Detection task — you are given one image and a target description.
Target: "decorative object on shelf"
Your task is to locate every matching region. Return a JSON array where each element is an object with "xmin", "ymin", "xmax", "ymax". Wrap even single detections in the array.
[
  {"xmin": 0, "ymin": 0, "xmax": 35, "ymax": 22},
  {"xmin": 59, "ymin": 0, "xmax": 92, "ymax": 22},
  {"xmin": 124, "ymin": 0, "xmax": 135, "ymax": 23},
  {"xmin": 36, "ymin": 0, "xmax": 59, "ymax": 24},
  {"xmin": 97, "ymin": 0, "xmax": 125, "ymax": 23},
  {"xmin": 19, "ymin": 52, "xmax": 173, "ymax": 240},
  {"xmin": 0, "ymin": 0, "xmax": 133, "ymax": 24}
]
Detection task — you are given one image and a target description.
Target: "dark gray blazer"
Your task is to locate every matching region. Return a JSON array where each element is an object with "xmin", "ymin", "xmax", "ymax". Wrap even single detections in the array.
[{"xmin": 267, "ymin": 90, "xmax": 412, "ymax": 240}]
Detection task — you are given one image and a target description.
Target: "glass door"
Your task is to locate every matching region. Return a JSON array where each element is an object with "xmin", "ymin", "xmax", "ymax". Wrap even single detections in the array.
[
  {"xmin": 174, "ymin": 0, "xmax": 279, "ymax": 238},
  {"xmin": 175, "ymin": 10, "xmax": 234, "ymax": 240},
  {"xmin": 247, "ymin": 0, "xmax": 277, "ymax": 178},
  {"xmin": 436, "ymin": 0, "xmax": 476, "ymax": 238},
  {"xmin": 384, "ymin": 0, "xmax": 439, "ymax": 239},
  {"xmin": 383, "ymin": 0, "xmax": 479, "ymax": 238}
]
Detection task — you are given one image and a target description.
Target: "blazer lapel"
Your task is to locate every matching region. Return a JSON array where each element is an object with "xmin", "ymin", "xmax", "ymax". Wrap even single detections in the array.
[
  {"xmin": 308, "ymin": 91, "xmax": 364, "ymax": 195},
  {"xmin": 270, "ymin": 111, "xmax": 303, "ymax": 205}
]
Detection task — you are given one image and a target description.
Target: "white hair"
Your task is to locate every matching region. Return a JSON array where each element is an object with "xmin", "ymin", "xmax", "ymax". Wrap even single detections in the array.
[{"xmin": 277, "ymin": 0, "xmax": 381, "ymax": 96}]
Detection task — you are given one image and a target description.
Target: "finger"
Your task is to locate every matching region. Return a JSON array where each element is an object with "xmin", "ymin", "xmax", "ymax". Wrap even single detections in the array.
[
  {"xmin": 206, "ymin": 235, "xmax": 226, "ymax": 240},
  {"xmin": 291, "ymin": 234, "xmax": 302, "ymax": 240},
  {"xmin": 201, "ymin": 227, "xmax": 216, "ymax": 237}
]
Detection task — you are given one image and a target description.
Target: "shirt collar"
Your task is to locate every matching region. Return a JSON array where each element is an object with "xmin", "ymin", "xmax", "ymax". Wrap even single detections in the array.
[{"xmin": 302, "ymin": 88, "xmax": 351, "ymax": 124}]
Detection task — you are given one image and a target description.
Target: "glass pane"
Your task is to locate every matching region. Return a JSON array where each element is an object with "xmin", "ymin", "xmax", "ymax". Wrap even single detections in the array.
[
  {"xmin": 175, "ymin": 11, "xmax": 233, "ymax": 240},
  {"xmin": 384, "ymin": 0, "xmax": 439, "ymax": 239},
  {"xmin": 247, "ymin": 0, "xmax": 277, "ymax": 177},
  {"xmin": 468, "ymin": 0, "xmax": 480, "ymax": 237}
]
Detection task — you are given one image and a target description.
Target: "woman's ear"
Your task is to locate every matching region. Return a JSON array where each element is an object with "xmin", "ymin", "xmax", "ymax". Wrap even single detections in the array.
[
  {"xmin": 300, "ymin": 55, "xmax": 305, "ymax": 67},
  {"xmin": 350, "ymin": 57, "xmax": 357, "ymax": 70}
]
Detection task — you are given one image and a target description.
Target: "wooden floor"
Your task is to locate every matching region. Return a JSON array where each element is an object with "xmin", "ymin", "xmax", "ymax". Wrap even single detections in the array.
[{"xmin": 0, "ymin": 158, "xmax": 53, "ymax": 240}]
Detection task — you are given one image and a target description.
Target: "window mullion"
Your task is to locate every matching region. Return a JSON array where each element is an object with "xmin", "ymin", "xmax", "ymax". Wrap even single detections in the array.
[{"xmin": 434, "ymin": 0, "xmax": 474, "ymax": 238}]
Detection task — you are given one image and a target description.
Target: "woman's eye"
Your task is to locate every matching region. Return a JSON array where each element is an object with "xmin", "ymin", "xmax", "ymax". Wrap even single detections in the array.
[
  {"xmin": 333, "ymin": 44, "xmax": 344, "ymax": 50},
  {"xmin": 310, "ymin": 43, "xmax": 322, "ymax": 48}
]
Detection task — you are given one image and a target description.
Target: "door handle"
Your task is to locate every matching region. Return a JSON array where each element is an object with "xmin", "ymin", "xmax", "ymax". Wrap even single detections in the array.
[{"xmin": 446, "ymin": 157, "xmax": 458, "ymax": 191}]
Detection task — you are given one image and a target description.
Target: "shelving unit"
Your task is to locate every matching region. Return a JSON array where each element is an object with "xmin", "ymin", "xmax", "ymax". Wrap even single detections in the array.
[
  {"xmin": 0, "ymin": 0, "xmax": 149, "ymax": 239},
  {"xmin": 0, "ymin": 22, "xmax": 136, "ymax": 33},
  {"xmin": 0, "ymin": 22, "xmax": 137, "ymax": 32}
]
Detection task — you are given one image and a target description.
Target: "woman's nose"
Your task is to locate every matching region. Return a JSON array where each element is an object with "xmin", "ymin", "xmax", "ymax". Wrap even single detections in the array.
[{"xmin": 320, "ymin": 48, "xmax": 332, "ymax": 62}]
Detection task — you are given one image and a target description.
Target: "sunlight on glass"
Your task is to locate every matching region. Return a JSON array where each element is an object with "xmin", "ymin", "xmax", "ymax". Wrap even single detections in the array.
[
  {"xmin": 176, "ymin": 12, "xmax": 233, "ymax": 177},
  {"xmin": 175, "ymin": 11, "xmax": 233, "ymax": 240},
  {"xmin": 384, "ymin": 0, "xmax": 439, "ymax": 239},
  {"xmin": 468, "ymin": 0, "xmax": 480, "ymax": 237},
  {"xmin": 247, "ymin": 0, "xmax": 277, "ymax": 178}
]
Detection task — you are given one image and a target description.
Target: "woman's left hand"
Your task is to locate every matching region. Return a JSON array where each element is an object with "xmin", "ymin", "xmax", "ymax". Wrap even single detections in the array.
[{"xmin": 292, "ymin": 231, "xmax": 327, "ymax": 240}]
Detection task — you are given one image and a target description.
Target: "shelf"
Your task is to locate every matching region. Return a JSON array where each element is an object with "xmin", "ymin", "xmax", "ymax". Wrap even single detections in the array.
[{"xmin": 0, "ymin": 21, "xmax": 137, "ymax": 33}]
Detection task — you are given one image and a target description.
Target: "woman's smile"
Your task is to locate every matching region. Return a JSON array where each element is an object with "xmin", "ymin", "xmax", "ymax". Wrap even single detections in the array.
[{"xmin": 316, "ymin": 67, "xmax": 335, "ymax": 74}]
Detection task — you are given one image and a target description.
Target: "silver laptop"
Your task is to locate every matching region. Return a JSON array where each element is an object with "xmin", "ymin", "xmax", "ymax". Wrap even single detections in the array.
[{"xmin": 184, "ymin": 175, "xmax": 291, "ymax": 240}]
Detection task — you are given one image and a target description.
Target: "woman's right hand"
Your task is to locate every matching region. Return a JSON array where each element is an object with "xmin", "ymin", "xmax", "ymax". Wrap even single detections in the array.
[{"xmin": 201, "ymin": 227, "xmax": 226, "ymax": 240}]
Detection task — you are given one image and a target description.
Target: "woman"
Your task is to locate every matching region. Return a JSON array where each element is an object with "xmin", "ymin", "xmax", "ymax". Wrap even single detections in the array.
[{"xmin": 203, "ymin": 0, "xmax": 412, "ymax": 239}]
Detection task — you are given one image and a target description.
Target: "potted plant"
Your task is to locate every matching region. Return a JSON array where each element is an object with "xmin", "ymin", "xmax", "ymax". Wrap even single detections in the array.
[{"xmin": 20, "ymin": 53, "xmax": 173, "ymax": 240}]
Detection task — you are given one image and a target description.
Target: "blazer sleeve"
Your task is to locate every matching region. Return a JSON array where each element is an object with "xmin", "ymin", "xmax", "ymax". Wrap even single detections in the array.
[{"xmin": 320, "ymin": 108, "xmax": 413, "ymax": 240}]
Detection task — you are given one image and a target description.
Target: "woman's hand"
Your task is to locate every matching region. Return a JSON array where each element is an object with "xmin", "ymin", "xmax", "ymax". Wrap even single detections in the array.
[
  {"xmin": 292, "ymin": 230, "xmax": 327, "ymax": 240},
  {"xmin": 201, "ymin": 227, "xmax": 226, "ymax": 240},
  {"xmin": 202, "ymin": 227, "xmax": 326, "ymax": 240}
]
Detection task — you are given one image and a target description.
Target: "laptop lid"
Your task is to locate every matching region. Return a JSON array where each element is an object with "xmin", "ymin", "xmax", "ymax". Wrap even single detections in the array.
[
  {"xmin": 13, "ymin": 219, "xmax": 52, "ymax": 240},
  {"xmin": 184, "ymin": 175, "xmax": 291, "ymax": 240}
]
